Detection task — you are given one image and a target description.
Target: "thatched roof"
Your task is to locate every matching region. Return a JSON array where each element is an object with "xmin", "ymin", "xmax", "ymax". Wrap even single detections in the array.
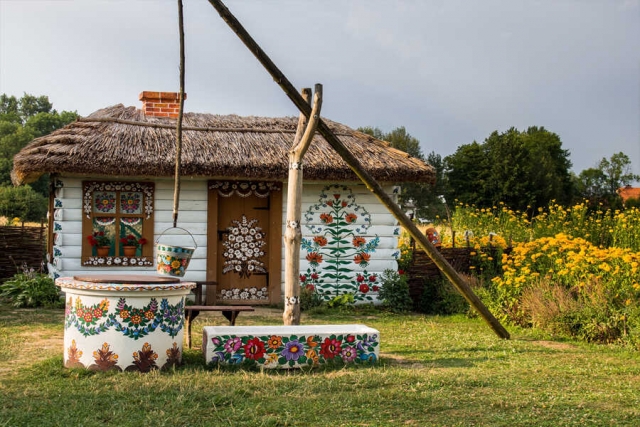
[{"xmin": 12, "ymin": 104, "xmax": 434, "ymax": 185}]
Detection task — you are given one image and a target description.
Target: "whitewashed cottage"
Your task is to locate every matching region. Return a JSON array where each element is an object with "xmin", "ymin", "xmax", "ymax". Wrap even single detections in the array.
[{"xmin": 12, "ymin": 91, "xmax": 434, "ymax": 305}]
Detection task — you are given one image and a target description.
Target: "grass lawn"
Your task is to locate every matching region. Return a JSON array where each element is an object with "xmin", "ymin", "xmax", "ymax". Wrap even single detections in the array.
[{"xmin": 1, "ymin": 304, "xmax": 638, "ymax": 426}]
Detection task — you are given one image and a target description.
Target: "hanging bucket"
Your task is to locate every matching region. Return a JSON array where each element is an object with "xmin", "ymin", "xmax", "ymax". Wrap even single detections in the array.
[{"xmin": 155, "ymin": 227, "xmax": 197, "ymax": 277}]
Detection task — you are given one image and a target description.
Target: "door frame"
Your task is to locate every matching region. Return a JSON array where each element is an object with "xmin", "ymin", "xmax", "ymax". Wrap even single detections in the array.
[{"xmin": 206, "ymin": 181, "xmax": 282, "ymax": 305}]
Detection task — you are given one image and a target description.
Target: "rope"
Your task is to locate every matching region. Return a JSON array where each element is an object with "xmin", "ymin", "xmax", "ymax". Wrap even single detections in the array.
[{"xmin": 173, "ymin": 0, "xmax": 186, "ymax": 228}]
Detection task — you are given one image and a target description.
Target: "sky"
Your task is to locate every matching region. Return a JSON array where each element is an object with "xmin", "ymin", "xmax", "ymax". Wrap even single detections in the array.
[{"xmin": 1, "ymin": 0, "xmax": 639, "ymax": 179}]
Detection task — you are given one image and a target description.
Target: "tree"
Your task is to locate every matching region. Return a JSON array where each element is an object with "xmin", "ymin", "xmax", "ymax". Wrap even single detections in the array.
[
  {"xmin": 358, "ymin": 126, "xmax": 434, "ymax": 218},
  {"xmin": 575, "ymin": 168, "xmax": 607, "ymax": 200},
  {"xmin": 575, "ymin": 152, "xmax": 640, "ymax": 208},
  {"xmin": 422, "ymin": 151, "xmax": 448, "ymax": 221},
  {"xmin": 0, "ymin": 185, "xmax": 47, "ymax": 223},
  {"xmin": 444, "ymin": 127, "xmax": 573, "ymax": 212},
  {"xmin": 0, "ymin": 93, "xmax": 78, "ymax": 196},
  {"xmin": 599, "ymin": 152, "xmax": 639, "ymax": 195}
]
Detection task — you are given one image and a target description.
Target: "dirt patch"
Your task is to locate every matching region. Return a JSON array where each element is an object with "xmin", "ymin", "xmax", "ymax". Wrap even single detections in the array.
[
  {"xmin": 381, "ymin": 353, "xmax": 426, "ymax": 369},
  {"xmin": 0, "ymin": 329, "xmax": 62, "ymax": 380},
  {"xmin": 530, "ymin": 340, "xmax": 576, "ymax": 350}
]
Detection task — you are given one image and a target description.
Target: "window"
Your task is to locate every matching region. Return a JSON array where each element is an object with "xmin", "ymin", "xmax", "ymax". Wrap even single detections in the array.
[{"xmin": 82, "ymin": 181, "xmax": 154, "ymax": 267}]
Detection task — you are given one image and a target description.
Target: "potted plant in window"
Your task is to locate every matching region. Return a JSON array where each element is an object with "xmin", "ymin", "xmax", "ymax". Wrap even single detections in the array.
[
  {"xmin": 120, "ymin": 234, "xmax": 147, "ymax": 257},
  {"xmin": 87, "ymin": 230, "xmax": 112, "ymax": 257}
]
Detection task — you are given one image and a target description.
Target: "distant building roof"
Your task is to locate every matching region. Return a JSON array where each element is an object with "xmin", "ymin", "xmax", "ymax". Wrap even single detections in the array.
[{"xmin": 618, "ymin": 185, "xmax": 640, "ymax": 202}]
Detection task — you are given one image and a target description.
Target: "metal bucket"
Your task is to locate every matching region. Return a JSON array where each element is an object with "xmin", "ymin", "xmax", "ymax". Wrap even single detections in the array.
[{"xmin": 155, "ymin": 227, "xmax": 197, "ymax": 277}]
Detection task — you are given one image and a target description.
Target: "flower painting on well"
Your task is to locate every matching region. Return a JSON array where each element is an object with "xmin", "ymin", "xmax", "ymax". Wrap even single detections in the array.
[{"xmin": 301, "ymin": 184, "xmax": 380, "ymax": 302}]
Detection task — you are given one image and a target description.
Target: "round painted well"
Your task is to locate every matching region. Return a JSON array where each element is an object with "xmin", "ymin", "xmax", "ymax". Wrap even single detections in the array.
[{"xmin": 56, "ymin": 275, "xmax": 195, "ymax": 372}]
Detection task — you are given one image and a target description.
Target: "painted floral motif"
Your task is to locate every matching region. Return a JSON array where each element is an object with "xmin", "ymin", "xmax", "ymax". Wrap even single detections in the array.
[
  {"xmin": 319, "ymin": 337, "xmax": 342, "ymax": 359},
  {"xmin": 89, "ymin": 342, "xmax": 121, "ymax": 372},
  {"xmin": 157, "ymin": 250, "xmax": 192, "ymax": 277},
  {"xmin": 120, "ymin": 192, "xmax": 142, "ymax": 214},
  {"xmin": 120, "ymin": 217, "xmax": 142, "ymax": 226},
  {"xmin": 94, "ymin": 217, "xmax": 116, "ymax": 226},
  {"xmin": 209, "ymin": 181, "xmax": 280, "ymax": 198},
  {"xmin": 208, "ymin": 332, "xmax": 378, "ymax": 368},
  {"xmin": 219, "ymin": 287, "xmax": 269, "ymax": 301},
  {"xmin": 109, "ymin": 297, "xmax": 159, "ymax": 339},
  {"xmin": 301, "ymin": 184, "xmax": 380, "ymax": 302},
  {"xmin": 243, "ymin": 337, "xmax": 266, "ymax": 360},
  {"xmin": 158, "ymin": 298, "xmax": 185, "ymax": 338},
  {"xmin": 65, "ymin": 339, "xmax": 84, "ymax": 368},
  {"xmin": 126, "ymin": 342, "xmax": 158, "ymax": 372},
  {"xmin": 222, "ymin": 215, "xmax": 267, "ymax": 278},
  {"xmin": 163, "ymin": 342, "xmax": 182, "ymax": 369},
  {"xmin": 65, "ymin": 296, "xmax": 111, "ymax": 337},
  {"xmin": 65, "ymin": 296, "xmax": 186, "ymax": 339},
  {"xmin": 94, "ymin": 191, "xmax": 116, "ymax": 213},
  {"xmin": 83, "ymin": 181, "xmax": 154, "ymax": 219},
  {"xmin": 83, "ymin": 255, "xmax": 153, "ymax": 267}
]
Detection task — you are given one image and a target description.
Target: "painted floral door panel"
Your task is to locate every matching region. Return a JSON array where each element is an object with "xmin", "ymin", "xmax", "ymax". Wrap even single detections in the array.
[{"xmin": 217, "ymin": 193, "xmax": 270, "ymax": 302}]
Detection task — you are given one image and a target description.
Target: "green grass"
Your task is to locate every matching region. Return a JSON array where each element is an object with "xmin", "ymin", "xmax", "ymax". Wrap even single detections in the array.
[{"xmin": 1, "ymin": 304, "xmax": 639, "ymax": 426}]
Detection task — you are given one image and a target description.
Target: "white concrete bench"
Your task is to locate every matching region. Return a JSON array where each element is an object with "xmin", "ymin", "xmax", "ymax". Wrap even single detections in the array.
[{"xmin": 203, "ymin": 324, "xmax": 379, "ymax": 369}]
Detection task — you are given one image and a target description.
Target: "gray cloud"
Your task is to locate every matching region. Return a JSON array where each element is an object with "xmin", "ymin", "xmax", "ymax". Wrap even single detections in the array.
[{"xmin": 1, "ymin": 0, "xmax": 638, "ymax": 178}]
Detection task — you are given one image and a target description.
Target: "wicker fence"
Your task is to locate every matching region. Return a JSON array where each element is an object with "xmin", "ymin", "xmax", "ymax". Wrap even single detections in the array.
[
  {"xmin": 0, "ymin": 224, "xmax": 47, "ymax": 281},
  {"xmin": 406, "ymin": 248, "xmax": 472, "ymax": 302}
]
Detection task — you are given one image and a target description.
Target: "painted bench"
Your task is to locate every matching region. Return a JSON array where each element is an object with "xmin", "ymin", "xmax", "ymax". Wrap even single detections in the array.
[{"xmin": 203, "ymin": 324, "xmax": 380, "ymax": 369}]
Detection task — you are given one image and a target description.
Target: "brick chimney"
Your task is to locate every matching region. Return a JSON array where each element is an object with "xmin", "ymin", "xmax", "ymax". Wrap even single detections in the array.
[{"xmin": 139, "ymin": 91, "xmax": 187, "ymax": 118}]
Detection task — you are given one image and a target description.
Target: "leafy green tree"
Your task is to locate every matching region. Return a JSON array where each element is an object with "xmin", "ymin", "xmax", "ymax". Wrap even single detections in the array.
[
  {"xmin": 358, "ymin": 126, "xmax": 434, "ymax": 218},
  {"xmin": 422, "ymin": 151, "xmax": 448, "ymax": 221},
  {"xmin": 442, "ymin": 141, "xmax": 489, "ymax": 207},
  {"xmin": 575, "ymin": 168, "xmax": 607, "ymax": 201},
  {"xmin": 0, "ymin": 93, "xmax": 77, "ymax": 199},
  {"xmin": 575, "ymin": 152, "xmax": 640, "ymax": 208},
  {"xmin": 444, "ymin": 127, "xmax": 573, "ymax": 212},
  {"xmin": 599, "ymin": 152, "xmax": 639, "ymax": 195},
  {"xmin": 0, "ymin": 185, "xmax": 47, "ymax": 222}
]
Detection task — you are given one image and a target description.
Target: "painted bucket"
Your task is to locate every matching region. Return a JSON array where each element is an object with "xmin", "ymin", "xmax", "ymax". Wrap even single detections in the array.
[{"xmin": 155, "ymin": 227, "xmax": 197, "ymax": 277}]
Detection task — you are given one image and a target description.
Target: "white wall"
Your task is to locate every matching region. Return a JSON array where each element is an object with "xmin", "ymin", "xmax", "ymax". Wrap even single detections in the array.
[
  {"xmin": 280, "ymin": 182, "xmax": 400, "ymax": 303},
  {"xmin": 49, "ymin": 177, "xmax": 209, "ymax": 281},
  {"xmin": 51, "ymin": 177, "xmax": 401, "ymax": 304}
]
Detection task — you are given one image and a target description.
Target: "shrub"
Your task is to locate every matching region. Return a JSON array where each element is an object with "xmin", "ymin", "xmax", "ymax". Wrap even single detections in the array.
[
  {"xmin": 417, "ymin": 276, "xmax": 469, "ymax": 315},
  {"xmin": 0, "ymin": 267, "xmax": 62, "ymax": 308},
  {"xmin": 396, "ymin": 237, "xmax": 413, "ymax": 271},
  {"xmin": 326, "ymin": 293, "xmax": 354, "ymax": 309},
  {"xmin": 490, "ymin": 235, "xmax": 640, "ymax": 346},
  {"xmin": 377, "ymin": 269, "xmax": 412, "ymax": 313},
  {"xmin": 300, "ymin": 285, "xmax": 324, "ymax": 311}
]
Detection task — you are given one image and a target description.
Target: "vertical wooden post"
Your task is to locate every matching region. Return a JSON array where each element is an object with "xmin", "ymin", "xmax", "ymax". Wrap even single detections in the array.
[{"xmin": 283, "ymin": 85, "xmax": 322, "ymax": 326}]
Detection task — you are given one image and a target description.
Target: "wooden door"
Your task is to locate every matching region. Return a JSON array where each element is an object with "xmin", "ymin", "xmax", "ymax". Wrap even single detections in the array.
[{"xmin": 216, "ymin": 192, "xmax": 271, "ymax": 303}]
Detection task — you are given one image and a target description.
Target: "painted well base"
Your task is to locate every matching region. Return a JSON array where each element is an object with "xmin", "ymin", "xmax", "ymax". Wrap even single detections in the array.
[
  {"xmin": 57, "ymin": 277, "xmax": 194, "ymax": 372},
  {"xmin": 203, "ymin": 324, "xmax": 379, "ymax": 369}
]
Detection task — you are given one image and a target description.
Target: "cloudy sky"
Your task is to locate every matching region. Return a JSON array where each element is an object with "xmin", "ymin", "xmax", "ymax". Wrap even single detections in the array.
[{"xmin": 1, "ymin": 0, "xmax": 639, "ymax": 178}]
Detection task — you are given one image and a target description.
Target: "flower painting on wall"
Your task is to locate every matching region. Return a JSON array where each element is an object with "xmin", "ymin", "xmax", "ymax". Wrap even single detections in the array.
[{"xmin": 300, "ymin": 184, "xmax": 380, "ymax": 302}]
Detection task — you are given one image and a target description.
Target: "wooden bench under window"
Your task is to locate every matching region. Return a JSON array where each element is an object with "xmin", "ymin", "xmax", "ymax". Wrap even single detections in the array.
[{"xmin": 184, "ymin": 282, "xmax": 255, "ymax": 348}]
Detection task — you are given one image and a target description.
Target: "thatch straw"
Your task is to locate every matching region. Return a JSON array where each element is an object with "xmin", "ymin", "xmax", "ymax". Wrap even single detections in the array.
[{"xmin": 11, "ymin": 104, "xmax": 435, "ymax": 185}]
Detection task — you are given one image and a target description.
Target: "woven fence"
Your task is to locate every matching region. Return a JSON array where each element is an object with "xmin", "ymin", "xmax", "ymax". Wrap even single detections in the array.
[
  {"xmin": 406, "ymin": 248, "xmax": 472, "ymax": 302},
  {"xmin": 0, "ymin": 224, "xmax": 47, "ymax": 281}
]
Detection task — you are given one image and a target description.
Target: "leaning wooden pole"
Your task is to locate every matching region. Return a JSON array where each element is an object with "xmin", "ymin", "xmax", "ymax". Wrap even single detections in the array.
[
  {"xmin": 208, "ymin": 0, "xmax": 510, "ymax": 339},
  {"xmin": 283, "ymin": 85, "xmax": 322, "ymax": 326}
]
